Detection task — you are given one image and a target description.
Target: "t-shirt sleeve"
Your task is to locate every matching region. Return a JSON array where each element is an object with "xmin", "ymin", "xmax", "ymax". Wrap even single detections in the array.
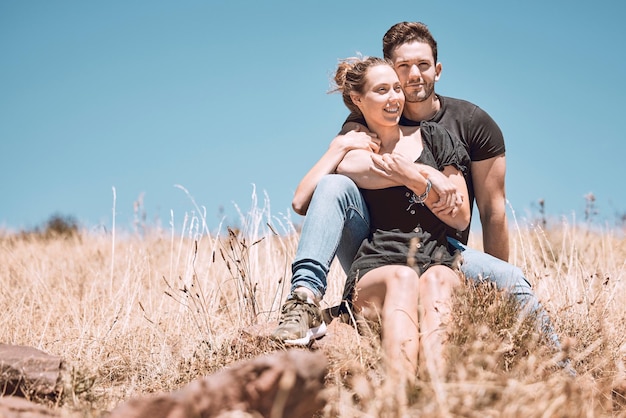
[
  {"xmin": 468, "ymin": 106, "xmax": 505, "ymax": 161},
  {"xmin": 422, "ymin": 122, "xmax": 470, "ymax": 174}
]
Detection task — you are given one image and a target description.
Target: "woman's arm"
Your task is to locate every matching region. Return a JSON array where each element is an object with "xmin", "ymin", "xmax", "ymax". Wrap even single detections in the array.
[{"xmin": 292, "ymin": 130, "xmax": 379, "ymax": 215}]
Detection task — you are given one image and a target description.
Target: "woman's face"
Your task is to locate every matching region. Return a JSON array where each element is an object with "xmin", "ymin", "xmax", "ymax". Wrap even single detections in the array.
[{"xmin": 352, "ymin": 64, "xmax": 405, "ymax": 127}]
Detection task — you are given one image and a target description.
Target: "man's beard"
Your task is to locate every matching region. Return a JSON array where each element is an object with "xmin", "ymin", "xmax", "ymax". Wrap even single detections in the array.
[{"xmin": 404, "ymin": 81, "xmax": 435, "ymax": 103}]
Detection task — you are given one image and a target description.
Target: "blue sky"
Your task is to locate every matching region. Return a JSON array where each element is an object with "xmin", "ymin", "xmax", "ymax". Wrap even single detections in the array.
[{"xmin": 1, "ymin": 0, "xmax": 625, "ymax": 235}]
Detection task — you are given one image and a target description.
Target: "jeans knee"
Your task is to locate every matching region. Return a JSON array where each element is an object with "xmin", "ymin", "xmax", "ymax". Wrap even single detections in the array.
[
  {"xmin": 315, "ymin": 174, "xmax": 368, "ymax": 222},
  {"xmin": 317, "ymin": 174, "xmax": 359, "ymax": 198},
  {"xmin": 507, "ymin": 265, "xmax": 532, "ymax": 289},
  {"xmin": 462, "ymin": 256, "xmax": 532, "ymax": 292}
]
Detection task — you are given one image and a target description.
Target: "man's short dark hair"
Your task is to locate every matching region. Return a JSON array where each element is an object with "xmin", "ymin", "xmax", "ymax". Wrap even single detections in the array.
[{"xmin": 382, "ymin": 22, "xmax": 438, "ymax": 63}]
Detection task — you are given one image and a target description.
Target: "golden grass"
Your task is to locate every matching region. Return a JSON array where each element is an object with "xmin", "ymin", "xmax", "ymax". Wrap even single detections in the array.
[{"xmin": 1, "ymin": 205, "xmax": 626, "ymax": 417}]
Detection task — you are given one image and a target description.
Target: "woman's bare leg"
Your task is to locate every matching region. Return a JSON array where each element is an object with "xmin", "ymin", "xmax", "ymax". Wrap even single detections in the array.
[
  {"xmin": 353, "ymin": 265, "xmax": 421, "ymax": 383},
  {"xmin": 418, "ymin": 265, "xmax": 461, "ymax": 379}
]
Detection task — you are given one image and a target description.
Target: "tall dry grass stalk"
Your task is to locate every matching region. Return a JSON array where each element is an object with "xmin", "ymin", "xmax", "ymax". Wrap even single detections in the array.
[{"xmin": 1, "ymin": 197, "xmax": 625, "ymax": 417}]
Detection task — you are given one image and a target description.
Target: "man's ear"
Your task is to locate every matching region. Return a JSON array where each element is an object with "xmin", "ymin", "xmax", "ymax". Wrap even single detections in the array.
[{"xmin": 435, "ymin": 62, "xmax": 442, "ymax": 82}]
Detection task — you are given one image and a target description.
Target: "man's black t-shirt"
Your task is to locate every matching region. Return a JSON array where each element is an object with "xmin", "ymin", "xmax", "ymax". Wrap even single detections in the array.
[{"xmin": 345, "ymin": 95, "xmax": 505, "ymax": 244}]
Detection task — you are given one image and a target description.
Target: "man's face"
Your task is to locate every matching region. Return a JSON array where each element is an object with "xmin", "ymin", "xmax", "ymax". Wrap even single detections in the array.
[{"xmin": 390, "ymin": 41, "xmax": 441, "ymax": 103}]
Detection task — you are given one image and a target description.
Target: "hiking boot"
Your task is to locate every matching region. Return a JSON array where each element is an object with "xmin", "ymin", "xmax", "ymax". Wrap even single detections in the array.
[{"xmin": 271, "ymin": 289, "xmax": 327, "ymax": 345}]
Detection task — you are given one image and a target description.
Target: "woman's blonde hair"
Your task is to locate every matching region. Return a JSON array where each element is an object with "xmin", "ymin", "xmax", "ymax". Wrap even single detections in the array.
[{"xmin": 331, "ymin": 56, "xmax": 391, "ymax": 114}]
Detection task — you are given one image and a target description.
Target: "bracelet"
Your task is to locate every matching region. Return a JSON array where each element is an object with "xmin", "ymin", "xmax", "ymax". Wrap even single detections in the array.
[{"xmin": 413, "ymin": 179, "xmax": 432, "ymax": 205}]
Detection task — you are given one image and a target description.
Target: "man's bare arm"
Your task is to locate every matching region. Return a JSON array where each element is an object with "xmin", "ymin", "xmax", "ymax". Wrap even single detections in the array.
[
  {"xmin": 472, "ymin": 155, "xmax": 509, "ymax": 261},
  {"xmin": 370, "ymin": 152, "xmax": 470, "ymax": 231},
  {"xmin": 339, "ymin": 122, "xmax": 461, "ymax": 212},
  {"xmin": 336, "ymin": 149, "xmax": 401, "ymax": 189},
  {"xmin": 337, "ymin": 148, "xmax": 462, "ymax": 216}
]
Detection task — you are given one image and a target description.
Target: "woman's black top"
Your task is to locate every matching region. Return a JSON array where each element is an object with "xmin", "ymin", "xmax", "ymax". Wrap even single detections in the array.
[{"xmin": 343, "ymin": 121, "xmax": 470, "ymax": 302}]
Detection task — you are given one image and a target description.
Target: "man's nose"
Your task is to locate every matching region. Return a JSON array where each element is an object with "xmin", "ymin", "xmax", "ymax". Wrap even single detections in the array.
[{"xmin": 409, "ymin": 64, "xmax": 421, "ymax": 77}]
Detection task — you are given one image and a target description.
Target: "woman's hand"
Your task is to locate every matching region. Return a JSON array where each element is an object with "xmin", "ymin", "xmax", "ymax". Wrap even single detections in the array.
[{"xmin": 332, "ymin": 126, "xmax": 381, "ymax": 154}]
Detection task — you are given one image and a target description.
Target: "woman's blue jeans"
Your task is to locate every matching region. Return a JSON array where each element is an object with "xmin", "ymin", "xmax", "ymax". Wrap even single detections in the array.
[
  {"xmin": 291, "ymin": 174, "xmax": 370, "ymax": 300},
  {"xmin": 290, "ymin": 174, "xmax": 561, "ymax": 348}
]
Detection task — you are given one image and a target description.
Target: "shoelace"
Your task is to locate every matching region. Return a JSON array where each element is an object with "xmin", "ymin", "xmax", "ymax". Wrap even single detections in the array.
[{"xmin": 279, "ymin": 299, "xmax": 313, "ymax": 324}]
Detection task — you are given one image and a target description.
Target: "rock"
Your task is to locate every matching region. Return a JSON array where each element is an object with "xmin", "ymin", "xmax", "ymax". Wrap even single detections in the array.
[
  {"xmin": 109, "ymin": 349, "xmax": 328, "ymax": 418},
  {"xmin": 0, "ymin": 344, "xmax": 64, "ymax": 401},
  {"xmin": 0, "ymin": 396, "xmax": 59, "ymax": 418}
]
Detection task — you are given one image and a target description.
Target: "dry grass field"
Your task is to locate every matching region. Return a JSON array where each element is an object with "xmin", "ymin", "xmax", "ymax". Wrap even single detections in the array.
[{"xmin": 1, "ymin": 200, "xmax": 626, "ymax": 417}]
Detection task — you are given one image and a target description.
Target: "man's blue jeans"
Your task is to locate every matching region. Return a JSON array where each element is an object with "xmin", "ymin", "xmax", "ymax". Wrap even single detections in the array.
[{"xmin": 290, "ymin": 174, "xmax": 561, "ymax": 348}]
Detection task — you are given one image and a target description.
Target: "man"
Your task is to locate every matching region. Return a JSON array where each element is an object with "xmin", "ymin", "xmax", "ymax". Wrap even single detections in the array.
[{"xmin": 272, "ymin": 22, "xmax": 562, "ymax": 354}]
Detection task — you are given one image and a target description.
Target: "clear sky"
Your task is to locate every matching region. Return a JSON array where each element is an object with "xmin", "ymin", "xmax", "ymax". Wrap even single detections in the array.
[{"xmin": 1, "ymin": 0, "xmax": 625, "ymax": 235}]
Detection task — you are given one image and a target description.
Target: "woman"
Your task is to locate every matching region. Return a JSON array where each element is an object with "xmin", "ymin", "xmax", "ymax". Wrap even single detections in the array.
[{"xmin": 330, "ymin": 56, "xmax": 471, "ymax": 385}]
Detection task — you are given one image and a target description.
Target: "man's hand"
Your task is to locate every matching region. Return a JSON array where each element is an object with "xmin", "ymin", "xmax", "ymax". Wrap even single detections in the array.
[
  {"xmin": 371, "ymin": 153, "xmax": 463, "ymax": 217},
  {"xmin": 370, "ymin": 152, "xmax": 413, "ymax": 182},
  {"xmin": 428, "ymin": 170, "xmax": 463, "ymax": 217}
]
